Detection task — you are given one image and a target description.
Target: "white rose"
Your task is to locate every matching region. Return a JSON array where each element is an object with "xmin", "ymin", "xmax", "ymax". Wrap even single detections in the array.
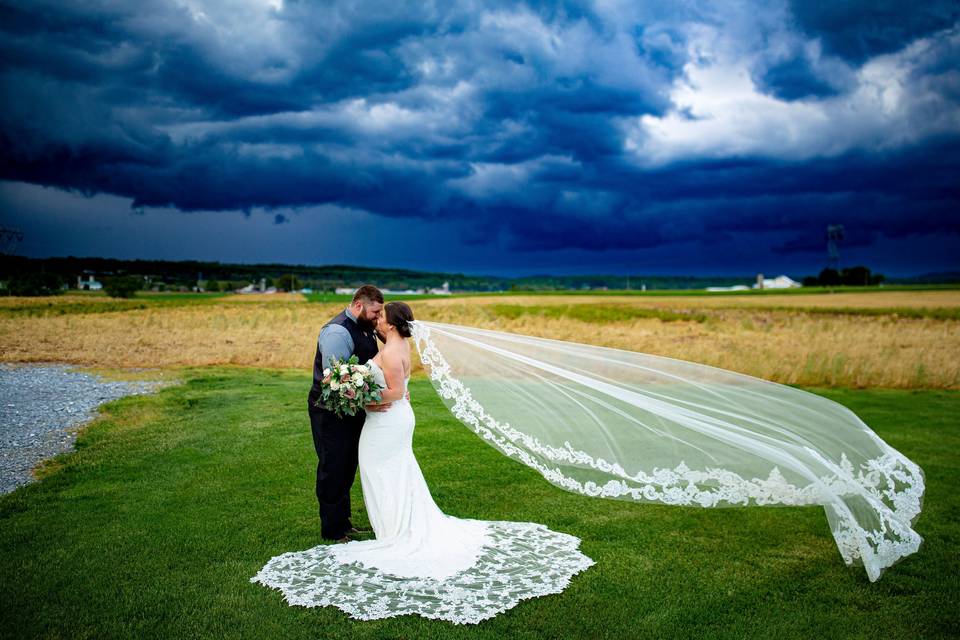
[
  {"xmin": 339, "ymin": 365, "xmax": 350, "ymax": 376},
  {"xmin": 355, "ymin": 364, "xmax": 368, "ymax": 374},
  {"xmin": 352, "ymin": 373, "xmax": 364, "ymax": 386},
  {"xmin": 330, "ymin": 380, "xmax": 340, "ymax": 391},
  {"xmin": 322, "ymin": 368, "xmax": 330, "ymax": 377}
]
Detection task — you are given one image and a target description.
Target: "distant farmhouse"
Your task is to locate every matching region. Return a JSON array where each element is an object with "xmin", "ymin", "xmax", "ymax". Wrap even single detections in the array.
[
  {"xmin": 236, "ymin": 278, "xmax": 277, "ymax": 294},
  {"xmin": 753, "ymin": 274, "xmax": 801, "ymax": 289},
  {"xmin": 335, "ymin": 282, "xmax": 452, "ymax": 296},
  {"xmin": 76, "ymin": 275, "xmax": 102, "ymax": 291},
  {"xmin": 706, "ymin": 274, "xmax": 801, "ymax": 292}
]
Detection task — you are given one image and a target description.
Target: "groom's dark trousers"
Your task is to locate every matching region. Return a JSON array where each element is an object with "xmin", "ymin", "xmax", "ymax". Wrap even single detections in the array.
[{"xmin": 307, "ymin": 406, "xmax": 364, "ymax": 539}]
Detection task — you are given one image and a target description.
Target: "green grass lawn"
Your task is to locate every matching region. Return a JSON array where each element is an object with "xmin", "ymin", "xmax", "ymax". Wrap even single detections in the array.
[{"xmin": 1, "ymin": 370, "xmax": 957, "ymax": 639}]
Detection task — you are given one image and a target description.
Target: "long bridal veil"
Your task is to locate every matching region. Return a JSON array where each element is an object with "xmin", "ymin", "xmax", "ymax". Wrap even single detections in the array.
[{"xmin": 410, "ymin": 320, "xmax": 924, "ymax": 582}]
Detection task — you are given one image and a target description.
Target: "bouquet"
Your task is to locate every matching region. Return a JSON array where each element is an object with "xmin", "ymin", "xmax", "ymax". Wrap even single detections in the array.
[{"xmin": 315, "ymin": 355, "xmax": 383, "ymax": 418}]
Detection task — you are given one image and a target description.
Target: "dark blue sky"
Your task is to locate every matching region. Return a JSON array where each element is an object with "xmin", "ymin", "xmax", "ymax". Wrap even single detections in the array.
[{"xmin": 1, "ymin": 0, "xmax": 958, "ymax": 276}]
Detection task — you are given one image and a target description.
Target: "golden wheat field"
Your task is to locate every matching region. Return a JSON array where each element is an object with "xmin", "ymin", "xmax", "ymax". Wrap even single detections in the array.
[{"xmin": 2, "ymin": 290, "xmax": 959, "ymax": 388}]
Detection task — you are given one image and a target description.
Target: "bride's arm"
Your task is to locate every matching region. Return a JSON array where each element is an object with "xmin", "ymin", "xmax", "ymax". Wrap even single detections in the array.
[{"xmin": 374, "ymin": 349, "xmax": 406, "ymax": 403}]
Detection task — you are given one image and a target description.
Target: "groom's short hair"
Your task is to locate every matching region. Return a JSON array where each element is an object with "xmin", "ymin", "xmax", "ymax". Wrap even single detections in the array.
[{"xmin": 353, "ymin": 285, "xmax": 384, "ymax": 304}]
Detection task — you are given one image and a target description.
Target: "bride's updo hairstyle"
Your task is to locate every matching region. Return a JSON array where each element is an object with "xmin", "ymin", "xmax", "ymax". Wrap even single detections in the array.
[{"xmin": 385, "ymin": 301, "xmax": 414, "ymax": 338}]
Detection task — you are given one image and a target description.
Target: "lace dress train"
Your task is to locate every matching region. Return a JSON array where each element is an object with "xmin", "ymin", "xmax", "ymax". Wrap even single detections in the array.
[{"xmin": 251, "ymin": 361, "xmax": 594, "ymax": 624}]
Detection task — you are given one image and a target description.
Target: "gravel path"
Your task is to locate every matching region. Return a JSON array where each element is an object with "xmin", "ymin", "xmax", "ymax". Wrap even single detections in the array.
[{"xmin": 0, "ymin": 364, "xmax": 166, "ymax": 495}]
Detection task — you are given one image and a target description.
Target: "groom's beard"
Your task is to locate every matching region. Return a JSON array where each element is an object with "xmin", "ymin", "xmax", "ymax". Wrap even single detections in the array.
[{"xmin": 357, "ymin": 318, "xmax": 385, "ymax": 342}]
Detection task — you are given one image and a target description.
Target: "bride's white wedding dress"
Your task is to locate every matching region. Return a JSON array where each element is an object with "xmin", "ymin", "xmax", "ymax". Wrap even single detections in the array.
[{"xmin": 251, "ymin": 360, "xmax": 594, "ymax": 624}]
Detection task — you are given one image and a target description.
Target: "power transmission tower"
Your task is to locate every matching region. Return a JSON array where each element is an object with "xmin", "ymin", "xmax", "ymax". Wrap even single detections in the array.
[{"xmin": 826, "ymin": 225, "xmax": 844, "ymax": 270}]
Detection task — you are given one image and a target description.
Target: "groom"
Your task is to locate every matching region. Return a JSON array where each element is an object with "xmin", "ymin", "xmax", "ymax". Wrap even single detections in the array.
[{"xmin": 308, "ymin": 284, "xmax": 385, "ymax": 542}]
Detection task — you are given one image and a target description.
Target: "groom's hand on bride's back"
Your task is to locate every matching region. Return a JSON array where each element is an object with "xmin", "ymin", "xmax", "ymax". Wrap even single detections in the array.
[{"xmin": 366, "ymin": 401, "xmax": 392, "ymax": 413}]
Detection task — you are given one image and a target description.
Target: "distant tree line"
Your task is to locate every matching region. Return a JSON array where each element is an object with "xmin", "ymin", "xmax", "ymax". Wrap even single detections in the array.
[
  {"xmin": 3, "ymin": 255, "xmax": 764, "ymax": 295},
  {"xmin": 0, "ymin": 255, "xmax": 511, "ymax": 294},
  {"xmin": 2, "ymin": 255, "xmax": 954, "ymax": 298},
  {"xmin": 4, "ymin": 271, "xmax": 65, "ymax": 296},
  {"xmin": 102, "ymin": 275, "xmax": 141, "ymax": 298},
  {"xmin": 802, "ymin": 266, "xmax": 885, "ymax": 287}
]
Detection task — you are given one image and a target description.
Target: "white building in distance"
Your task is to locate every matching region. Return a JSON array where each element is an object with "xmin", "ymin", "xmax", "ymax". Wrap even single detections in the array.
[
  {"xmin": 706, "ymin": 274, "xmax": 801, "ymax": 292},
  {"xmin": 753, "ymin": 274, "xmax": 801, "ymax": 289},
  {"xmin": 705, "ymin": 284, "xmax": 750, "ymax": 292},
  {"xmin": 77, "ymin": 275, "xmax": 102, "ymax": 291},
  {"xmin": 335, "ymin": 282, "xmax": 452, "ymax": 296}
]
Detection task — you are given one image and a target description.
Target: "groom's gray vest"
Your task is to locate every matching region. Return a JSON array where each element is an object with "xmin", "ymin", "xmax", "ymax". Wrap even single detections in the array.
[{"xmin": 309, "ymin": 310, "xmax": 379, "ymax": 406}]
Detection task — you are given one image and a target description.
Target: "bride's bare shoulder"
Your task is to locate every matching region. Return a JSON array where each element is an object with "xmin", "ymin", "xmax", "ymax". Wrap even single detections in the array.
[
  {"xmin": 391, "ymin": 342, "xmax": 411, "ymax": 358},
  {"xmin": 381, "ymin": 340, "xmax": 410, "ymax": 369},
  {"xmin": 379, "ymin": 341, "xmax": 405, "ymax": 362}
]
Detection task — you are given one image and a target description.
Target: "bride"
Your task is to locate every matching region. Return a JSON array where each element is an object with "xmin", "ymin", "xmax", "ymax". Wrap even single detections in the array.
[
  {"xmin": 254, "ymin": 302, "xmax": 925, "ymax": 622},
  {"xmin": 251, "ymin": 302, "xmax": 595, "ymax": 624}
]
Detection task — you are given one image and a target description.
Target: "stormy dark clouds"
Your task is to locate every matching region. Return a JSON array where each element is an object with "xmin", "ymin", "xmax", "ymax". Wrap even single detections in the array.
[{"xmin": 1, "ymin": 0, "xmax": 958, "ymax": 275}]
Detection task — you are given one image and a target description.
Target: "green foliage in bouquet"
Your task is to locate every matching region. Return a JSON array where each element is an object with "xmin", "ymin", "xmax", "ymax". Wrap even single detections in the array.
[{"xmin": 316, "ymin": 355, "xmax": 383, "ymax": 418}]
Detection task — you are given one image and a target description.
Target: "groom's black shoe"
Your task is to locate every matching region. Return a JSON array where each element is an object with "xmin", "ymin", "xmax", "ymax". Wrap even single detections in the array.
[{"xmin": 345, "ymin": 527, "xmax": 373, "ymax": 541}]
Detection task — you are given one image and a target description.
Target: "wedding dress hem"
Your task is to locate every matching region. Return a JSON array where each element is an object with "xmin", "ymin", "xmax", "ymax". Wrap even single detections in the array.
[{"xmin": 250, "ymin": 520, "xmax": 595, "ymax": 625}]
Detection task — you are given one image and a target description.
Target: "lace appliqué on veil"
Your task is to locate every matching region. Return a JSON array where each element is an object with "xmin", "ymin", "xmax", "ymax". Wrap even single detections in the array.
[
  {"xmin": 410, "ymin": 322, "xmax": 924, "ymax": 582},
  {"xmin": 251, "ymin": 521, "xmax": 594, "ymax": 624}
]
